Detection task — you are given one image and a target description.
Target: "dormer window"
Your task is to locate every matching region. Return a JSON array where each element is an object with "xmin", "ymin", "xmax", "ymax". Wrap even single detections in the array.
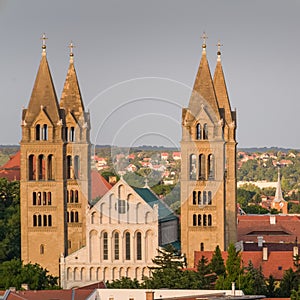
[
  {"xmin": 196, "ymin": 123, "xmax": 202, "ymax": 140},
  {"xmin": 203, "ymin": 123, "xmax": 208, "ymax": 139}
]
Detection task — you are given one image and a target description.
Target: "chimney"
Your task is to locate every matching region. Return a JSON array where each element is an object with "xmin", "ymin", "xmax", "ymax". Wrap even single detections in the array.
[
  {"xmin": 263, "ymin": 247, "xmax": 268, "ymax": 261},
  {"xmin": 293, "ymin": 246, "xmax": 299, "ymax": 258},
  {"xmin": 146, "ymin": 291, "xmax": 154, "ymax": 300},
  {"xmin": 270, "ymin": 215, "xmax": 276, "ymax": 224},
  {"xmin": 257, "ymin": 236, "xmax": 264, "ymax": 247},
  {"xmin": 231, "ymin": 282, "xmax": 236, "ymax": 296}
]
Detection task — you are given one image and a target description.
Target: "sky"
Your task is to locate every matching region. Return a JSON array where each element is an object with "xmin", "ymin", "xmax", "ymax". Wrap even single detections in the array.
[{"xmin": 0, "ymin": 0, "xmax": 300, "ymax": 149}]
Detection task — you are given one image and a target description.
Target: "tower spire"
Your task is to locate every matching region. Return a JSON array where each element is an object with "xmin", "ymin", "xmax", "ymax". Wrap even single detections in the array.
[{"xmin": 274, "ymin": 168, "xmax": 284, "ymax": 202}]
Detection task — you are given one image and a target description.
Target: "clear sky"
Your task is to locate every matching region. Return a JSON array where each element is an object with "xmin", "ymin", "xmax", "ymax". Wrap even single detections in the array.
[{"xmin": 1, "ymin": 0, "xmax": 300, "ymax": 149}]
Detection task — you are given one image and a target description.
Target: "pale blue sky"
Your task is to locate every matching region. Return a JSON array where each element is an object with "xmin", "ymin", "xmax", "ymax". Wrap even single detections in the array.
[{"xmin": 1, "ymin": 1, "xmax": 300, "ymax": 149}]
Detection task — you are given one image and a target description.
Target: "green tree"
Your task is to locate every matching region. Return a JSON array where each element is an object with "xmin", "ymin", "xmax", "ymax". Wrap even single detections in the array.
[
  {"xmin": 106, "ymin": 277, "xmax": 141, "ymax": 289},
  {"xmin": 0, "ymin": 259, "xmax": 59, "ymax": 290},
  {"xmin": 195, "ymin": 256, "xmax": 216, "ymax": 289},
  {"xmin": 210, "ymin": 245, "xmax": 225, "ymax": 276},
  {"xmin": 266, "ymin": 275, "xmax": 279, "ymax": 298}
]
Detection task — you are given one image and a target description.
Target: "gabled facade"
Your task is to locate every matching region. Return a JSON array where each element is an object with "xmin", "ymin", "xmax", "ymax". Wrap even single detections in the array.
[
  {"xmin": 20, "ymin": 38, "xmax": 90, "ymax": 277},
  {"xmin": 180, "ymin": 39, "xmax": 237, "ymax": 267},
  {"xmin": 60, "ymin": 178, "xmax": 179, "ymax": 289}
]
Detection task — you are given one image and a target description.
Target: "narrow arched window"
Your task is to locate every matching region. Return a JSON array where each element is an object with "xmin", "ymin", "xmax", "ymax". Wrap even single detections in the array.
[
  {"xmin": 37, "ymin": 192, "xmax": 41, "ymax": 205},
  {"xmin": 203, "ymin": 123, "xmax": 208, "ymax": 139},
  {"xmin": 47, "ymin": 192, "xmax": 51, "ymax": 205},
  {"xmin": 198, "ymin": 214, "xmax": 202, "ymax": 226},
  {"xmin": 192, "ymin": 191, "xmax": 196, "ymax": 205},
  {"xmin": 67, "ymin": 156, "xmax": 72, "ymax": 179},
  {"xmin": 33, "ymin": 215, "xmax": 37, "ymax": 227},
  {"xmin": 67, "ymin": 212, "xmax": 69, "ymax": 223},
  {"xmin": 190, "ymin": 154, "xmax": 197, "ymax": 180},
  {"xmin": 208, "ymin": 191, "xmax": 212, "ymax": 205},
  {"xmin": 71, "ymin": 211, "xmax": 74, "ymax": 223},
  {"xmin": 208, "ymin": 214, "xmax": 212, "ymax": 226},
  {"xmin": 42, "ymin": 124, "xmax": 48, "ymax": 140},
  {"xmin": 103, "ymin": 232, "xmax": 108, "ymax": 260},
  {"xmin": 203, "ymin": 191, "xmax": 207, "ymax": 205},
  {"xmin": 74, "ymin": 156, "xmax": 80, "ymax": 179},
  {"xmin": 203, "ymin": 214, "xmax": 207, "ymax": 226},
  {"xmin": 193, "ymin": 214, "xmax": 197, "ymax": 226},
  {"xmin": 36, "ymin": 124, "xmax": 41, "ymax": 140},
  {"xmin": 38, "ymin": 215, "xmax": 42, "ymax": 227},
  {"xmin": 199, "ymin": 154, "xmax": 206, "ymax": 180},
  {"xmin": 198, "ymin": 191, "xmax": 202, "ymax": 205},
  {"xmin": 70, "ymin": 127, "xmax": 75, "ymax": 142},
  {"xmin": 125, "ymin": 232, "xmax": 131, "ymax": 260},
  {"xmin": 196, "ymin": 123, "xmax": 201, "ymax": 140},
  {"xmin": 136, "ymin": 232, "xmax": 142, "ymax": 260},
  {"xmin": 200, "ymin": 242, "xmax": 204, "ymax": 251},
  {"xmin": 40, "ymin": 244, "xmax": 44, "ymax": 254},
  {"xmin": 48, "ymin": 215, "xmax": 52, "ymax": 226},
  {"xmin": 47, "ymin": 155, "xmax": 53, "ymax": 180},
  {"xmin": 75, "ymin": 211, "xmax": 79, "ymax": 223},
  {"xmin": 114, "ymin": 232, "xmax": 119, "ymax": 260},
  {"xmin": 33, "ymin": 192, "xmax": 37, "ymax": 205},
  {"xmin": 28, "ymin": 155, "xmax": 36, "ymax": 180},
  {"xmin": 208, "ymin": 154, "xmax": 214, "ymax": 179},
  {"xmin": 70, "ymin": 190, "xmax": 74, "ymax": 203},
  {"xmin": 75, "ymin": 190, "xmax": 79, "ymax": 203},
  {"xmin": 66, "ymin": 190, "xmax": 69, "ymax": 203},
  {"xmin": 43, "ymin": 192, "xmax": 46, "ymax": 205},
  {"xmin": 65, "ymin": 127, "xmax": 69, "ymax": 142},
  {"xmin": 38, "ymin": 155, "xmax": 45, "ymax": 180},
  {"xmin": 43, "ymin": 214, "xmax": 47, "ymax": 226}
]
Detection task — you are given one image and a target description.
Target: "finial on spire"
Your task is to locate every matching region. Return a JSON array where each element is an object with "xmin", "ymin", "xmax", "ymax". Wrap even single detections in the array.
[
  {"xmin": 201, "ymin": 32, "xmax": 208, "ymax": 53},
  {"xmin": 68, "ymin": 41, "xmax": 75, "ymax": 63},
  {"xmin": 41, "ymin": 33, "xmax": 48, "ymax": 56},
  {"xmin": 216, "ymin": 40, "xmax": 223, "ymax": 61}
]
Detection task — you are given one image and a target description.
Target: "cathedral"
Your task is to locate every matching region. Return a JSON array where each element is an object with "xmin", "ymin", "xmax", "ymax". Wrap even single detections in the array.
[{"xmin": 20, "ymin": 34, "xmax": 237, "ymax": 285}]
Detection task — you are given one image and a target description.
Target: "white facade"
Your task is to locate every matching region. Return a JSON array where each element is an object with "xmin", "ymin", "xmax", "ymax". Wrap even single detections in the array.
[{"xmin": 60, "ymin": 179, "xmax": 164, "ymax": 289}]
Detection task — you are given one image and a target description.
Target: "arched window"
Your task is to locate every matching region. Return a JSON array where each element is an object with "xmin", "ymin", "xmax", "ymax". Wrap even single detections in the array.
[
  {"xmin": 36, "ymin": 124, "xmax": 41, "ymax": 140},
  {"xmin": 43, "ymin": 192, "xmax": 46, "ymax": 205},
  {"xmin": 203, "ymin": 191, "xmax": 207, "ymax": 205},
  {"xmin": 125, "ymin": 232, "xmax": 131, "ymax": 260},
  {"xmin": 192, "ymin": 191, "xmax": 196, "ymax": 205},
  {"xmin": 208, "ymin": 191, "xmax": 212, "ymax": 205},
  {"xmin": 208, "ymin": 154, "xmax": 214, "ymax": 179},
  {"xmin": 193, "ymin": 214, "xmax": 197, "ymax": 226},
  {"xmin": 42, "ymin": 124, "xmax": 48, "ymax": 140},
  {"xmin": 199, "ymin": 154, "xmax": 206, "ymax": 180},
  {"xmin": 67, "ymin": 212, "xmax": 69, "ymax": 223},
  {"xmin": 118, "ymin": 185, "xmax": 125, "ymax": 199},
  {"xmin": 203, "ymin": 214, "xmax": 207, "ymax": 226},
  {"xmin": 136, "ymin": 232, "xmax": 142, "ymax": 260},
  {"xmin": 200, "ymin": 242, "xmax": 204, "ymax": 251},
  {"xmin": 47, "ymin": 155, "xmax": 53, "ymax": 180},
  {"xmin": 48, "ymin": 215, "xmax": 52, "ymax": 226},
  {"xmin": 75, "ymin": 190, "xmax": 79, "ymax": 203},
  {"xmin": 190, "ymin": 154, "xmax": 197, "ymax": 180},
  {"xmin": 37, "ymin": 192, "xmax": 41, "ymax": 205},
  {"xmin": 114, "ymin": 232, "xmax": 119, "ymax": 260},
  {"xmin": 70, "ymin": 190, "xmax": 74, "ymax": 203},
  {"xmin": 103, "ymin": 232, "xmax": 108, "ymax": 260},
  {"xmin": 196, "ymin": 123, "xmax": 201, "ymax": 140},
  {"xmin": 74, "ymin": 156, "xmax": 80, "ymax": 179},
  {"xmin": 75, "ymin": 211, "xmax": 79, "ymax": 223},
  {"xmin": 28, "ymin": 155, "xmax": 36, "ymax": 180},
  {"xmin": 33, "ymin": 215, "xmax": 37, "ymax": 227},
  {"xmin": 203, "ymin": 123, "xmax": 208, "ymax": 139},
  {"xmin": 47, "ymin": 192, "xmax": 51, "ymax": 205},
  {"xmin": 91, "ymin": 212, "xmax": 96, "ymax": 224},
  {"xmin": 198, "ymin": 214, "xmax": 202, "ymax": 226},
  {"xmin": 38, "ymin": 215, "xmax": 42, "ymax": 227},
  {"xmin": 66, "ymin": 190, "xmax": 69, "ymax": 203},
  {"xmin": 198, "ymin": 191, "xmax": 202, "ymax": 205},
  {"xmin": 43, "ymin": 214, "xmax": 47, "ymax": 226},
  {"xmin": 33, "ymin": 192, "xmax": 37, "ymax": 205},
  {"xmin": 38, "ymin": 154, "xmax": 45, "ymax": 180},
  {"xmin": 70, "ymin": 127, "xmax": 75, "ymax": 142},
  {"xmin": 40, "ymin": 244, "xmax": 44, "ymax": 254},
  {"xmin": 208, "ymin": 214, "xmax": 212, "ymax": 226},
  {"xmin": 70, "ymin": 211, "xmax": 74, "ymax": 223},
  {"xmin": 67, "ymin": 156, "xmax": 72, "ymax": 179},
  {"xmin": 65, "ymin": 127, "xmax": 69, "ymax": 142}
]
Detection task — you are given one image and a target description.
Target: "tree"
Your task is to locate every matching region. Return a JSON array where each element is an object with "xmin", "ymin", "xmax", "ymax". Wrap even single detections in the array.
[
  {"xmin": 0, "ymin": 259, "xmax": 59, "ymax": 290},
  {"xmin": 210, "ymin": 245, "xmax": 225, "ymax": 276},
  {"xmin": 106, "ymin": 277, "xmax": 141, "ymax": 289},
  {"xmin": 266, "ymin": 275, "xmax": 279, "ymax": 298},
  {"xmin": 215, "ymin": 244, "xmax": 243, "ymax": 290},
  {"xmin": 195, "ymin": 256, "xmax": 216, "ymax": 289}
]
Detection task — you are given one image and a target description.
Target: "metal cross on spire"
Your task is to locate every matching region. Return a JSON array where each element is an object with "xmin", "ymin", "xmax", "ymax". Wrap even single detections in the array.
[
  {"xmin": 201, "ymin": 32, "xmax": 208, "ymax": 46},
  {"xmin": 41, "ymin": 33, "xmax": 48, "ymax": 50},
  {"xmin": 216, "ymin": 40, "xmax": 223, "ymax": 61},
  {"xmin": 68, "ymin": 41, "xmax": 75, "ymax": 62}
]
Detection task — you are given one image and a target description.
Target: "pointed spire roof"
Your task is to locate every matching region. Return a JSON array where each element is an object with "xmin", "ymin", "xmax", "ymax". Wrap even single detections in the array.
[
  {"xmin": 24, "ymin": 34, "xmax": 60, "ymax": 125},
  {"xmin": 213, "ymin": 41, "xmax": 233, "ymax": 124},
  {"xmin": 60, "ymin": 42, "xmax": 85, "ymax": 120},
  {"xmin": 274, "ymin": 168, "xmax": 285, "ymax": 203},
  {"xmin": 188, "ymin": 33, "xmax": 220, "ymax": 118}
]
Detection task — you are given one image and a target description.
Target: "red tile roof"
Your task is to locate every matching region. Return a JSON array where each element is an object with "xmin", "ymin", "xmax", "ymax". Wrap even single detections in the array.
[
  {"xmin": 6, "ymin": 289, "xmax": 94, "ymax": 300},
  {"xmin": 0, "ymin": 151, "xmax": 20, "ymax": 181},
  {"xmin": 91, "ymin": 170, "xmax": 112, "ymax": 200}
]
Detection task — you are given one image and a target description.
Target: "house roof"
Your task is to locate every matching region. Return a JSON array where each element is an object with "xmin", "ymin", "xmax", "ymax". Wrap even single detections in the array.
[
  {"xmin": 0, "ymin": 151, "xmax": 20, "ymax": 181},
  {"xmin": 4, "ymin": 289, "xmax": 95, "ymax": 300},
  {"xmin": 91, "ymin": 170, "xmax": 112, "ymax": 201},
  {"xmin": 133, "ymin": 187, "xmax": 177, "ymax": 222},
  {"xmin": 238, "ymin": 214, "xmax": 300, "ymax": 243}
]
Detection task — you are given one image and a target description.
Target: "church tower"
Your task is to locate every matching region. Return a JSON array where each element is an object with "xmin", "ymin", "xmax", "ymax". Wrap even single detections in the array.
[
  {"xmin": 20, "ymin": 36, "xmax": 90, "ymax": 277},
  {"xmin": 180, "ymin": 36, "xmax": 237, "ymax": 267}
]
